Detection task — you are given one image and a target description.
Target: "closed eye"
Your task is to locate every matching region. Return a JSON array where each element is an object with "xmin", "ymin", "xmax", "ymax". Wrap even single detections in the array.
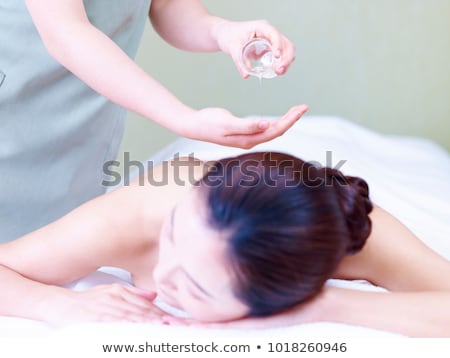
[{"xmin": 169, "ymin": 207, "xmax": 176, "ymax": 244}]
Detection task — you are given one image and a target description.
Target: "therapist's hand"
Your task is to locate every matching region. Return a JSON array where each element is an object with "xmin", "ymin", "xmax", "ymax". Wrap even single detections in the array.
[
  {"xmin": 213, "ymin": 20, "xmax": 296, "ymax": 78},
  {"xmin": 182, "ymin": 104, "xmax": 308, "ymax": 149}
]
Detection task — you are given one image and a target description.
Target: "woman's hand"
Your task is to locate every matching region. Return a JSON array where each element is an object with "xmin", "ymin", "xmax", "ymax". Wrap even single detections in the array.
[
  {"xmin": 44, "ymin": 285, "xmax": 165, "ymax": 326},
  {"xmin": 180, "ymin": 104, "xmax": 308, "ymax": 149},
  {"xmin": 213, "ymin": 20, "xmax": 296, "ymax": 78}
]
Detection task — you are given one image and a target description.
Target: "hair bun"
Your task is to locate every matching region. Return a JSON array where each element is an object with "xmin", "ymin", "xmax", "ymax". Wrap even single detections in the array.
[{"xmin": 333, "ymin": 174, "xmax": 373, "ymax": 254}]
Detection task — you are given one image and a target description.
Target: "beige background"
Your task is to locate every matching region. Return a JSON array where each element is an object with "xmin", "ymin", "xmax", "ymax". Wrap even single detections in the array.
[{"xmin": 120, "ymin": 0, "xmax": 450, "ymax": 163}]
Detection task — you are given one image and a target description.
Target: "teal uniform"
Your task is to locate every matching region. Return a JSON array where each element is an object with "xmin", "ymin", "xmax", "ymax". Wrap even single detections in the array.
[{"xmin": 0, "ymin": 0, "xmax": 151, "ymax": 242}]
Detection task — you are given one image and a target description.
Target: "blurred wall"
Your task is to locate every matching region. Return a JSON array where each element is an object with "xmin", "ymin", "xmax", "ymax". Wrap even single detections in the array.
[{"xmin": 120, "ymin": 0, "xmax": 450, "ymax": 163}]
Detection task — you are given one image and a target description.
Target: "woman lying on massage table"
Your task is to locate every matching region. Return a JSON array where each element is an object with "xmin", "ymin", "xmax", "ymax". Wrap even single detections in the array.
[{"xmin": 0, "ymin": 152, "xmax": 449, "ymax": 337}]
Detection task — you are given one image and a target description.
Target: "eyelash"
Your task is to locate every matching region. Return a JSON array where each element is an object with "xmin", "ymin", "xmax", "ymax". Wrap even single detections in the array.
[
  {"xmin": 169, "ymin": 209, "xmax": 176, "ymax": 244},
  {"xmin": 188, "ymin": 292, "xmax": 202, "ymax": 301}
]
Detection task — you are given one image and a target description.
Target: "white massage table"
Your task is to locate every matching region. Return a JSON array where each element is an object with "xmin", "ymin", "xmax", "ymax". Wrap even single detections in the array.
[{"xmin": 1, "ymin": 116, "xmax": 449, "ymax": 342}]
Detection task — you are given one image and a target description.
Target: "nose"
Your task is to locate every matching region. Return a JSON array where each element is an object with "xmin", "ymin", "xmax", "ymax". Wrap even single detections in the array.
[
  {"xmin": 153, "ymin": 258, "xmax": 178, "ymax": 289},
  {"xmin": 153, "ymin": 262, "xmax": 181, "ymax": 309}
]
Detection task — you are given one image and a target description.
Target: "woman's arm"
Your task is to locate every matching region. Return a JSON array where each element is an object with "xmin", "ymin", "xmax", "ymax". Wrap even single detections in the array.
[
  {"xmin": 335, "ymin": 205, "xmax": 450, "ymax": 291},
  {"xmin": 0, "ymin": 264, "xmax": 65, "ymax": 322},
  {"xmin": 0, "ymin": 158, "xmax": 204, "ymax": 323},
  {"xmin": 0, "ymin": 184, "xmax": 161, "ymax": 323},
  {"xmin": 0, "ymin": 183, "xmax": 151, "ymax": 285},
  {"xmin": 0, "ymin": 264, "xmax": 163, "ymax": 324},
  {"xmin": 310, "ymin": 205, "xmax": 450, "ymax": 336},
  {"xmin": 323, "ymin": 205, "xmax": 450, "ymax": 336},
  {"xmin": 320, "ymin": 286, "xmax": 450, "ymax": 337},
  {"xmin": 0, "ymin": 174, "xmax": 170, "ymax": 323},
  {"xmin": 174, "ymin": 286, "xmax": 450, "ymax": 337}
]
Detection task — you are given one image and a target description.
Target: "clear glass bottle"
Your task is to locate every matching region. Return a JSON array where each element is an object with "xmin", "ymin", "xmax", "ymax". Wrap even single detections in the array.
[{"xmin": 240, "ymin": 38, "xmax": 278, "ymax": 79}]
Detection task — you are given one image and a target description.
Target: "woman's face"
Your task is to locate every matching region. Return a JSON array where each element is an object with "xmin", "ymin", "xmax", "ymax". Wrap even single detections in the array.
[{"xmin": 153, "ymin": 188, "xmax": 248, "ymax": 322}]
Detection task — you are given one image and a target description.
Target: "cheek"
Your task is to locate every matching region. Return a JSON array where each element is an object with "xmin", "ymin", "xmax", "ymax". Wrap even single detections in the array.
[
  {"xmin": 154, "ymin": 221, "xmax": 173, "ymax": 275},
  {"xmin": 152, "ymin": 262, "xmax": 164, "ymax": 284},
  {"xmin": 153, "ymin": 252, "xmax": 172, "ymax": 287},
  {"xmin": 180, "ymin": 298, "xmax": 216, "ymax": 321}
]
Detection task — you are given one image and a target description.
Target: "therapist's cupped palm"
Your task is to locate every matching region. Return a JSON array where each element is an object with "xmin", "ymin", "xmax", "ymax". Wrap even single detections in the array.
[{"xmin": 184, "ymin": 104, "xmax": 308, "ymax": 150}]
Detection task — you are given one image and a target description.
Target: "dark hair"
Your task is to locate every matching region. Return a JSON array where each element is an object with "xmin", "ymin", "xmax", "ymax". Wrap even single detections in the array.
[{"xmin": 198, "ymin": 152, "xmax": 373, "ymax": 317}]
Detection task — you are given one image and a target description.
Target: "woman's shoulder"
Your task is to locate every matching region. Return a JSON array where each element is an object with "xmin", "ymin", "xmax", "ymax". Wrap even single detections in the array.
[
  {"xmin": 127, "ymin": 156, "xmax": 208, "ymax": 236},
  {"xmin": 131, "ymin": 156, "xmax": 207, "ymax": 188}
]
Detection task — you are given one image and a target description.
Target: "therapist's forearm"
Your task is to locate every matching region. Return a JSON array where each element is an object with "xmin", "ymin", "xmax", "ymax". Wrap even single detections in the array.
[
  {"xmin": 320, "ymin": 287, "xmax": 450, "ymax": 337},
  {"xmin": 25, "ymin": 0, "xmax": 194, "ymax": 134},
  {"xmin": 150, "ymin": 0, "xmax": 225, "ymax": 52},
  {"xmin": 47, "ymin": 25, "xmax": 193, "ymax": 131}
]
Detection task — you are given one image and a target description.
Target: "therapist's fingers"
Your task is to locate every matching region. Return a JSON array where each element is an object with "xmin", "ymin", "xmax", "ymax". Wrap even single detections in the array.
[
  {"xmin": 269, "ymin": 104, "xmax": 308, "ymax": 136},
  {"xmin": 252, "ymin": 22, "xmax": 296, "ymax": 74},
  {"xmin": 185, "ymin": 105, "xmax": 306, "ymax": 149},
  {"xmin": 230, "ymin": 50, "xmax": 251, "ymax": 79},
  {"xmin": 253, "ymin": 21, "xmax": 284, "ymax": 60},
  {"xmin": 227, "ymin": 104, "xmax": 308, "ymax": 140},
  {"xmin": 275, "ymin": 36, "xmax": 296, "ymax": 75}
]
